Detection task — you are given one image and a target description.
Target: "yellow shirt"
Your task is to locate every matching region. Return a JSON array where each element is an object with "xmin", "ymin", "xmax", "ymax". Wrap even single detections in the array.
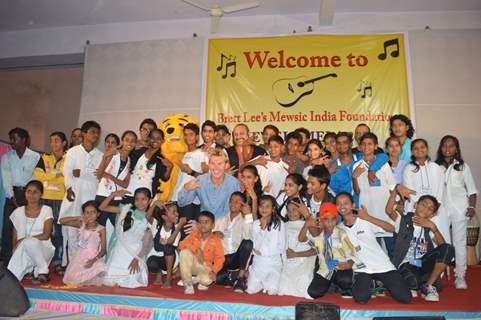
[{"xmin": 34, "ymin": 153, "xmax": 66, "ymax": 200}]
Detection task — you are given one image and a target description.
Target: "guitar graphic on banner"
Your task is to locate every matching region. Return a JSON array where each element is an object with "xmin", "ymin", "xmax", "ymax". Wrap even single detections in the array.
[{"xmin": 272, "ymin": 73, "xmax": 338, "ymax": 107}]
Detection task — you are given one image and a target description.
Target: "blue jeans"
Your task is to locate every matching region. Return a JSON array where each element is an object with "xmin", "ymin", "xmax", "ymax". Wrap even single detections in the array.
[{"xmin": 42, "ymin": 199, "xmax": 63, "ymax": 265}]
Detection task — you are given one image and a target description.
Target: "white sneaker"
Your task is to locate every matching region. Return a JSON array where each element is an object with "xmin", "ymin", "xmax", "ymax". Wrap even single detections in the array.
[
  {"xmin": 177, "ymin": 276, "xmax": 199, "ymax": 287},
  {"xmin": 421, "ymin": 284, "xmax": 439, "ymax": 302},
  {"xmin": 455, "ymin": 277, "xmax": 468, "ymax": 289},
  {"xmin": 184, "ymin": 283, "xmax": 195, "ymax": 295},
  {"xmin": 198, "ymin": 283, "xmax": 209, "ymax": 291}
]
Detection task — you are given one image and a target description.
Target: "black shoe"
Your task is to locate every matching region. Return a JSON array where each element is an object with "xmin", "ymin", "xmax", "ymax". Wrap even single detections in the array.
[{"xmin": 233, "ymin": 277, "xmax": 246, "ymax": 293}]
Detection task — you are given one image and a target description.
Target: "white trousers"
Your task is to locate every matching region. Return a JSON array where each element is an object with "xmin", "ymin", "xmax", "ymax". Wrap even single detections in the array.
[
  {"xmin": 8, "ymin": 238, "xmax": 54, "ymax": 280},
  {"xmin": 62, "ymin": 225, "xmax": 79, "ymax": 267},
  {"xmin": 246, "ymin": 256, "xmax": 281, "ymax": 295},
  {"xmin": 449, "ymin": 214, "xmax": 467, "ymax": 278}
]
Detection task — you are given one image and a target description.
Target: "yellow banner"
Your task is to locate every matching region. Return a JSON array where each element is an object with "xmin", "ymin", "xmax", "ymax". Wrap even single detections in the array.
[{"xmin": 204, "ymin": 33, "xmax": 412, "ymax": 143}]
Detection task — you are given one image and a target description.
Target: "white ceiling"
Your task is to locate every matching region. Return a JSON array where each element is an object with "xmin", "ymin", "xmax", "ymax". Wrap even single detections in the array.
[{"xmin": 1, "ymin": 0, "xmax": 481, "ymax": 32}]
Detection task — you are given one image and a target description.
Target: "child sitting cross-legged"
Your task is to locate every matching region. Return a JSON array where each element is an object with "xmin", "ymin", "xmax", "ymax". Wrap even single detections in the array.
[
  {"xmin": 363, "ymin": 192, "xmax": 454, "ymax": 302},
  {"xmin": 179, "ymin": 211, "xmax": 225, "ymax": 294},
  {"xmin": 213, "ymin": 192, "xmax": 253, "ymax": 293}
]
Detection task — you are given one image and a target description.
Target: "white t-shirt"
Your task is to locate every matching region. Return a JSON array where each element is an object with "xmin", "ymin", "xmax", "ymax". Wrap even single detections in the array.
[
  {"xmin": 214, "ymin": 212, "xmax": 251, "ymax": 255},
  {"xmin": 353, "ymin": 160, "xmax": 396, "ymax": 237},
  {"xmin": 127, "ymin": 153, "xmax": 156, "ymax": 194},
  {"xmin": 148, "ymin": 219, "xmax": 181, "ymax": 268},
  {"xmin": 255, "ymin": 156, "xmax": 289, "ymax": 198},
  {"xmin": 170, "ymin": 148, "xmax": 206, "ymax": 202},
  {"xmin": 340, "ymin": 218, "xmax": 395, "ymax": 274},
  {"xmin": 403, "ymin": 161, "xmax": 450, "ymax": 242},
  {"xmin": 394, "ymin": 214, "xmax": 437, "ymax": 265},
  {"xmin": 97, "ymin": 153, "xmax": 130, "ymax": 198}
]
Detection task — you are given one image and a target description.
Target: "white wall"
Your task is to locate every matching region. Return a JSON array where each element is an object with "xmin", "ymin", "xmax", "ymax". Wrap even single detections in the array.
[
  {"xmin": 409, "ymin": 29, "xmax": 481, "ymax": 189},
  {"xmin": 1, "ymin": 11, "xmax": 481, "ymax": 59}
]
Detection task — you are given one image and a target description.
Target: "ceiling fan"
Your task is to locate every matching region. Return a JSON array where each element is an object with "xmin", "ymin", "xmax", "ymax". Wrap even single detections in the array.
[{"xmin": 180, "ymin": 0, "xmax": 260, "ymax": 33}]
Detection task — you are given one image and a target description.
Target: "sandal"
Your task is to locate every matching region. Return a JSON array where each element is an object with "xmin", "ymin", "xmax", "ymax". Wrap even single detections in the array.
[
  {"xmin": 55, "ymin": 265, "xmax": 66, "ymax": 276},
  {"xmin": 36, "ymin": 274, "xmax": 50, "ymax": 284},
  {"xmin": 23, "ymin": 272, "xmax": 34, "ymax": 280}
]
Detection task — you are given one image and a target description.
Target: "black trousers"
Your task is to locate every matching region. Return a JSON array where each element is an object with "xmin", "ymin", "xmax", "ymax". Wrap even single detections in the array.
[
  {"xmin": 216, "ymin": 239, "xmax": 253, "ymax": 284},
  {"xmin": 95, "ymin": 195, "xmax": 118, "ymax": 227},
  {"xmin": 1, "ymin": 187, "xmax": 26, "ymax": 264},
  {"xmin": 308, "ymin": 269, "xmax": 353, "ymax": 299},
  {"xmin": 398, "ymin": 243, "xmax": 454, "ymax": 290},
  {"xmin": 352, "ymin": 270, "xmax": 412, "ymax": 304},
  {"xmin": 146, "ymin": 244, "xmax": 177, "ymax": 273}
]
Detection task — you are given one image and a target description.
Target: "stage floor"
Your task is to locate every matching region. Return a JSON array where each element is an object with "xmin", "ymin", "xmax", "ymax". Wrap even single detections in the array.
[{"xmin": 22, "ymin": 266, "xmax": 481, "ymax": 320}]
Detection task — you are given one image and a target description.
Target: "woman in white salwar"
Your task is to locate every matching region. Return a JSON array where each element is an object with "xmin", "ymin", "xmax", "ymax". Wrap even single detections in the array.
[
  {"xmin": 99, "ymin": 188, "xmax": 153, "ymax": 288},
  {"xmin": 8, "ymin": 180, "xmax": 54, "ymax": 283},
  {"xmin": 436, "ymin": 135, "xmax": 478, "ymax": 289},
  {"xmin": 278, "ymin": 199, "xmax": 316, "ymax": 298},
  {"xmin": 403, "ymin": 139, "xmax": 450, "ymax": 243},
  {"xmin": 247, "ymin": 195, "xmax": 286, "ymax": 296}
]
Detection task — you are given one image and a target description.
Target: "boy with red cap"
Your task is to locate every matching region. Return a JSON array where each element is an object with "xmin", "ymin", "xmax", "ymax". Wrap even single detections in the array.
[{"xmin": 298, "ymin": 201, "xmax": 357, "ymax": 298}]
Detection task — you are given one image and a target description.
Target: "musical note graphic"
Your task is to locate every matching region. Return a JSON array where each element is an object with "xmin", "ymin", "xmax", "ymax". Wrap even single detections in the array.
[
  {"xmin": 378, "ymin": 38, "xmax": 400, "ymax": 60},
  {"xmin": 216, "ymin": 53, "xmax": 237, "ymax": 79},
  {"xmin": 357, "ymin": 80, "xmax": 372, "ymax": 98},
  {"xmin": 272, "ymin": 73, "xmax": 338, "ymax": 107}
]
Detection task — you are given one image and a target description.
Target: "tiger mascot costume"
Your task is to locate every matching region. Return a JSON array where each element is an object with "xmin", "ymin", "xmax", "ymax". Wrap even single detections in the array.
[{"xmin": 157, "ymin": 114, "xmax": 199, "ymax": 201}]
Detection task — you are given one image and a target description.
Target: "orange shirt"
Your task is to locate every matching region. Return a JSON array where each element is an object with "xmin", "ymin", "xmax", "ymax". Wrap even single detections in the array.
[{"xmin": 179, "ymin": 228, "xmax": 225, "ymax": 273}]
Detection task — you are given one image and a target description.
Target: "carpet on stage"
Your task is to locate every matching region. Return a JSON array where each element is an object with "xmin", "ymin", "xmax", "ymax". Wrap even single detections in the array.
[{"xmin": 21, "ymin": 265, "xmax": 481, "ymax": 319}]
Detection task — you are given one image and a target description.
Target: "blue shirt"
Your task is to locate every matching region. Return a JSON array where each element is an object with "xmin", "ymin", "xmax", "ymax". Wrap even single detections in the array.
[
  {"xmin": 399, "ymin": 138, "xmax": 412, "ymax": 161},
  {"xmin": 1, "ymin": 148, "xmax": 40, "ymax": 198},
  {"xmin": 178, "ymin": 172, "xmax": 240, "ymax": 218},
  {"xmin": 329, "ymin": 152, "xmax": 388, "ymax": 206}
]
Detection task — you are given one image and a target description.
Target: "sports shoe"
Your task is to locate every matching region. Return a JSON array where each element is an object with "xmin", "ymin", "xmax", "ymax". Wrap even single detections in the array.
[
  {"xmin": 177, "ymin": 276, "xmax": 199, "ymax": 287},
  {"xmin": 455, "ymin": 277, "xmax": 468, "ymax": 289},
  {"xmin": 198, "ymin": 283, "xmax": 209, "ymax": 291},
  {"xmin": 341, "ymin": 290, "xmax": 353, "ymax": 299},
  {"xmin": 373, "ymin": 282, "xmax": 386, "ymax": 297},
  {"xmin": 421, "ymin": 284, "xmax": 439, "ymax": 302},
  {"xmin": 410, "ymin": 290, "xmax": 418, "ymax": 298},
  {"xmin": 184, "ymin": 283, "xmax": 195, "ymax": 295},
  {"xmin": 233, "ymin": 277, "xmax": 246, "ymax": 293}
]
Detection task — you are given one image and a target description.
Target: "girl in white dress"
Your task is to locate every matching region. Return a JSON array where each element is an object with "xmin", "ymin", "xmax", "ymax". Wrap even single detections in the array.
[
  {"xmin": 246, "ymin": 195, "xmax": 286, "ymax": 295},
  {"xmin": 8, "ymin": 180, "xmax": 54, "ymax": 283},
  {"xmin": 403, "ymin": 139, "xmax": 450, "ymax": 243},
  {"xmin": 99, "ymin": 188, "xmax": 153, "ymax": 288},
  {"xmin": 435, "ymin": 135, "xmax": 478, "ymax": 289},
  {"xmin": 278, "ymin": 199, "xmax": 316, "ymax": 298}
]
